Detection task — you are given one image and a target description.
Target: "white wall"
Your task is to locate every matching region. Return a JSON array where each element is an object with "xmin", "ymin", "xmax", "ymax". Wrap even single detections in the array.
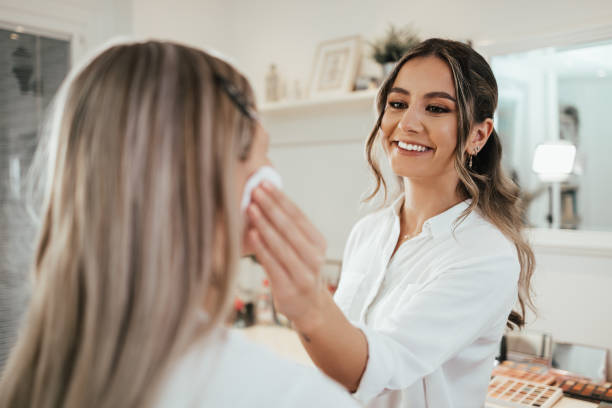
[{"xmin": 131, "ymin": 0, "xmax": 236, "ymax": 59}]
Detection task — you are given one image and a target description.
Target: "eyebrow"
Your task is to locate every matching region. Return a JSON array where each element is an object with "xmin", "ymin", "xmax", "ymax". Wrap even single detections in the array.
[{"xmin": 388, "ymin": 87, "xmax": 457, "ymax": 103}]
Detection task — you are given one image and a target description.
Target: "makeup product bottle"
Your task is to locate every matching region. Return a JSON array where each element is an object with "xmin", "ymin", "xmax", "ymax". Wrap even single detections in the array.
[{"xmin": 265, "ymin": 64, "xmax": 279, "ymax": 102}]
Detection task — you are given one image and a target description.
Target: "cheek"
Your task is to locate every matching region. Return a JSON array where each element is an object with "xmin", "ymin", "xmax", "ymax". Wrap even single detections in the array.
[
  {"xmin": 234, "ymin": 144, "xmax": 272, "ymax": 213},
  {"xmin": 248, "ymin": 131, "xmax": 271, "ymax": 170},
  {"xmin": 380, "ymin": 112, "xmax": 397, "ymax": 135},
  {"xmin": 432, "ymin": 119, "xmax": 458, "ymax": 156},
  {"xmin": 379, "ymin": 113, "xmax": 399, "ymax": 154},
  {"xmin": 234, "ymin": 161, "xmax": 249, "ymax": 210}
]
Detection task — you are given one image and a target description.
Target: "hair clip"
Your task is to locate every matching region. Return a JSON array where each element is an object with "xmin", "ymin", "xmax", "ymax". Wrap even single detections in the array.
[{"xmin": 213, "ymin": 73, "xmax": 258, "ymax": 122}]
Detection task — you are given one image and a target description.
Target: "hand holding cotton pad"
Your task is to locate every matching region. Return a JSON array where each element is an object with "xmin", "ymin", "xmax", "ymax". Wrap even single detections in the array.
[{"xmin": 240, "ymin": 166, "xmax": 283, "ymax": 211}]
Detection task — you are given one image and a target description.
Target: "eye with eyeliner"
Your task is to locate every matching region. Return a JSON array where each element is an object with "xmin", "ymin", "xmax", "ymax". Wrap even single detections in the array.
[
  {"xmin": 388, "ymin": 100, "xmax": 407, "ymax": 110},
  {"xmin": 426, "ymin": 105, "xmax": 450, "ymax": 114},
  {"xmin": 387, "ymin": 100, "xmax": 451, "ymax": 114}
]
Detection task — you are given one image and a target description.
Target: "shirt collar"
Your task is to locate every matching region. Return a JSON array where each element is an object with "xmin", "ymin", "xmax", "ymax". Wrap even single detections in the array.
[{"xmin": 390, "ymin": 195, "xmax": 472, "ymax": 238}]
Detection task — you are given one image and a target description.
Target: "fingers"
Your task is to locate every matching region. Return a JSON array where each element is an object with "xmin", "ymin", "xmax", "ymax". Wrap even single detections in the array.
[
  {"xmin": 247, "ymin": 203, "xmax": 317, "ymax": 290},
  {"xmin": 251, "ymin": 187, "xmax": 325, "ymax": 270},
  {"xmin": 247, "ymin": 229, "xmax": 291, "ymax": 292},
  {"xmin": 257, "ymin": 182, "xmax": 327, "ymax": 252}
]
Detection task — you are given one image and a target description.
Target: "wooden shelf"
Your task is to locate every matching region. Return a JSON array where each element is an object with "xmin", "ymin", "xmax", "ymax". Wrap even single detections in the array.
[{"xmin": 260, "ymin": 89, "xmax": 378, "ymax": 114}]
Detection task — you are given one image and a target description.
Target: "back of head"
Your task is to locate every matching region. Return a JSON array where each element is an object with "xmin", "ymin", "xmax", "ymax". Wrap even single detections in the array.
[{"xmin": 0, "ymin": 40, "xmax": 256, "ymax": 407}]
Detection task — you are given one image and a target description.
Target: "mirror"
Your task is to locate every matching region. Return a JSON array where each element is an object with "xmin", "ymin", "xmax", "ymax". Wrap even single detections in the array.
[
  {"xmin": 490, "ymin": 39, "xmax": 612, "ymax": 231},
  {"xmin": 552, "ymin": 342, "xmax": 608, "ymax": 383}
]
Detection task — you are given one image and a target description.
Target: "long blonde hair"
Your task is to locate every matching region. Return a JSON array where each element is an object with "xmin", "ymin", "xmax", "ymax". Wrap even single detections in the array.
[
  {"xmin": 365, "ymin": 38, "xmax": 535, "ymax": 329},
  {"xmin": 0, "ymin": 40, "xmax": 257, "ymax": 407}
]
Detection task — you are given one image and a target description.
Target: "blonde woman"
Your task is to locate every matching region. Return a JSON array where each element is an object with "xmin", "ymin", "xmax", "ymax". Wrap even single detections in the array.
[
  {"xmin": 246, "ymin": 38, "xmax": 535, "ymax": 407},
  {"xmin": 0, "ymin": 40, "xmax": 359, "ymax": 408}
]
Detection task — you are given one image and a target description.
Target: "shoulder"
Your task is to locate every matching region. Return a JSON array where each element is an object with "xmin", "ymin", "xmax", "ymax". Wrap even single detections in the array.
[
  {"xmin": 449, "ymin": 210, "xmax": 521, "ymax": 280},
  {"xmin": 458, "ymin": 210, "xmax": 518, "ymax": 258},
  {"xmin": 155, "ymin": 329, "xmax": 359, "ymax": 408}
]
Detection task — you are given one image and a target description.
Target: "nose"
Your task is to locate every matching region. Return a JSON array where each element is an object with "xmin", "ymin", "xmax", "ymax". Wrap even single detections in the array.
[{"xmin": 397, "ymin": 106, "xmax": 424, "ymax": 134}]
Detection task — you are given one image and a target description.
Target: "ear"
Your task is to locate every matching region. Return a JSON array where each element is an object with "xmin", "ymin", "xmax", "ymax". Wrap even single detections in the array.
[{"xmin": 466, "ymin": 118, "xmax": 494, "ymax": 155}]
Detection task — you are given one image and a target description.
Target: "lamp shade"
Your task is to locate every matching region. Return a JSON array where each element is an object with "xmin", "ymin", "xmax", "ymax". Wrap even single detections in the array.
[{"xmin": 532, "ymin": 141, "xmax": 576, "ymax": 182}]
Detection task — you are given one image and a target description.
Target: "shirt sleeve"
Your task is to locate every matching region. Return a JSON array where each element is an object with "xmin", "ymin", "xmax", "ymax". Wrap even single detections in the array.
[{"xmin": 351, "ymin": 252, "xmax": 520, "ymax": 404}]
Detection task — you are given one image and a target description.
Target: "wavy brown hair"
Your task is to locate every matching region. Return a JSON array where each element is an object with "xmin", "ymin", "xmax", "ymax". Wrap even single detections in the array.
[
  {"xmin": 0, "ymin": 40, "xmax": 256, "ymax": 407},
  {"xmin": 364, "ymin": 38, "xmax": 535, "ymax": 329}
]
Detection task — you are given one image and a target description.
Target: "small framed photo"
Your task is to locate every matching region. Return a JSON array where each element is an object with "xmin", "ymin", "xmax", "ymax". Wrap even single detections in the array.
[{"xmin": 308, "ymin": 36, "xmax": 362, "ymax": 98}]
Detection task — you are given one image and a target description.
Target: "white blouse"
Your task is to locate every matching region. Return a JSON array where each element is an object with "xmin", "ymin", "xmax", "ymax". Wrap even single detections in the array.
[
  {"xmin": 155, "ymin": 328, "xmax": 360, "ymax": 407},
  {"xmin": 334, "ymin": 196, "xmax": 520, "ymax": 408}
]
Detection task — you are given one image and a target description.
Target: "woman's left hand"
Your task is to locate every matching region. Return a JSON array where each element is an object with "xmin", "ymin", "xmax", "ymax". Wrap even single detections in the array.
[{"xmin": 246, "ymin": 182, "xmax": 328, "ymax": 332}]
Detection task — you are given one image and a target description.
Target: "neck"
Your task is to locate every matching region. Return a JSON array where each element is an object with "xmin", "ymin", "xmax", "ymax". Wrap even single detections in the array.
[{"xmin": 400, "ymin": 172, "xmax": 463, "ymax": 237}]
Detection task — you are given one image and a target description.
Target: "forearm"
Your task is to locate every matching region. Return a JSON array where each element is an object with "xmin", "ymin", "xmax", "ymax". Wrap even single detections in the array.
[{"xmin": 293, "ymin": 289, "xmax": 368, "ymax": 392}]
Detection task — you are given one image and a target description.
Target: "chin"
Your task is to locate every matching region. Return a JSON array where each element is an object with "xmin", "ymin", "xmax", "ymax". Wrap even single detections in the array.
[{"xmin": 389, "ymin": 161, "xmax": 429, "ymax": 178}]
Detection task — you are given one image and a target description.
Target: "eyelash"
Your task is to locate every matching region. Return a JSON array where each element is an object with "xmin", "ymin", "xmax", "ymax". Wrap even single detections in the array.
[
  {"xmin": 387, "ymin": 101, "xmax": 450, "ymax": 114},
  {"xmin": 427, "ymin": 105, "xmax": 449, "ymax": 114}
]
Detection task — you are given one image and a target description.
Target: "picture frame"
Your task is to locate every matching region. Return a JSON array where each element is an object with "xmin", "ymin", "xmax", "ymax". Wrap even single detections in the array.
[{"xmin": 308, "ymin": 36, "xmax": 362, "ymax": 98}]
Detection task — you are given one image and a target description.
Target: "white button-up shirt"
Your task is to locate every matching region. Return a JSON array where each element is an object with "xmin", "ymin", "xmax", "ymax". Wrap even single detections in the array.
[{"xmin": 334, "ymin": 196, "xmax": 519, "ymax": 408}]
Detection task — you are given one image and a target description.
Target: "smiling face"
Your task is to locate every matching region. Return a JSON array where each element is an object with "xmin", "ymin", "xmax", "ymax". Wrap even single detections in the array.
[{"xmin": 381, "ymin": 56, "xmax": 461, "ymax": 182}]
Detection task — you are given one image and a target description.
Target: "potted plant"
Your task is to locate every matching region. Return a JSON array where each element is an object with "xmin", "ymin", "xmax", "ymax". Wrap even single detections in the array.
[{"xmin": 371, "ymin": 25, "xmax": 420, "ymax": 77}]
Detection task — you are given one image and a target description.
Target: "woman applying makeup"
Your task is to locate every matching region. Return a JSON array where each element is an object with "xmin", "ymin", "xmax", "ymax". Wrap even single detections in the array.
[{"xmin": 247, "ymin": 38, "xmax": 535, "ymax": 407}]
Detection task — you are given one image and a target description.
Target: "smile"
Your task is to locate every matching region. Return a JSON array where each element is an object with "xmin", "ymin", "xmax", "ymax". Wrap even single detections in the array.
[{"xmin": 394, "ymin": 141, "xmax": 433, "ymax": 153}]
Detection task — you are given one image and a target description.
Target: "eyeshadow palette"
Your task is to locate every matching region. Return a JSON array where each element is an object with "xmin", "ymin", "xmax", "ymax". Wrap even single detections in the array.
[
  {"xmin": 493, "ymin": 361, "xmax": 556, "ymax": 385},
  {"xmin": 558, "ymin": 379, "xmax": 612, "ymax": 403},
  {"xmin": 487, "ymin": 376, "xmax": 563, "ymax": 407}
]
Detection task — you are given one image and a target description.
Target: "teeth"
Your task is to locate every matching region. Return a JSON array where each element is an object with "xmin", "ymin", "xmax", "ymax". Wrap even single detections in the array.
[{"xmin": 397, "ymin": 141, "xmax": 428, "ymax": 152}]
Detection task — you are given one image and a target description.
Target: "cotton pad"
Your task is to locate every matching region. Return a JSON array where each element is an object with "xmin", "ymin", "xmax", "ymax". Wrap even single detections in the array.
[{"xmin": 240, "ymin": 166, "xmax": 283, "ymax": 211}]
